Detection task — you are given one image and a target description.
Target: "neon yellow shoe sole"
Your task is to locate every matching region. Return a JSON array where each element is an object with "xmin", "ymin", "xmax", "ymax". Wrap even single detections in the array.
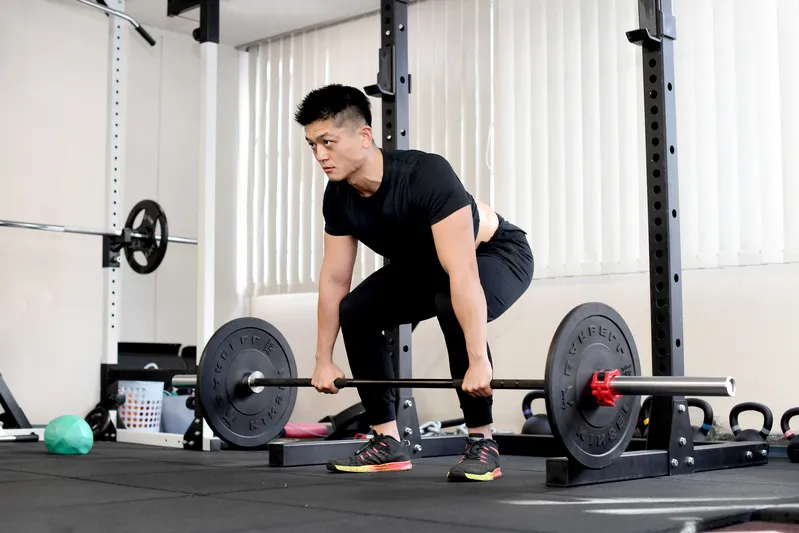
[
  {"xmin": 447, "ymin": 467, "xmax": 502, "ymax": 482},
  {"xmin": 327, "ymin": 460, "xmax": 413, "ymax": 473}
]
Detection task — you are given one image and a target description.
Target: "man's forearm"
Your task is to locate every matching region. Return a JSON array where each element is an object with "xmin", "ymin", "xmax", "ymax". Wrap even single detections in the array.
[
  {"xmin": 316, "ymin": 279, "xmax": 350, "ymax": 361},
  {"xmin": 449, "ymin": 272, "xmax": 489, "ymax": 362}
]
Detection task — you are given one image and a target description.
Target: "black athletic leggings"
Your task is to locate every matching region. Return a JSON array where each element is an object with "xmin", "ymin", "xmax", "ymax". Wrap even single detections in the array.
[{"xmin": 338, "ymin": 216, "xmax": 534, "ymax": 428}]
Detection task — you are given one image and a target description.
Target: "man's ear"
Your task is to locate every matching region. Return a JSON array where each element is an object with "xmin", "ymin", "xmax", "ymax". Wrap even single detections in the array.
[{"xmin": 359, "ymin": 125, "xmax": 374, "ymax": 148}]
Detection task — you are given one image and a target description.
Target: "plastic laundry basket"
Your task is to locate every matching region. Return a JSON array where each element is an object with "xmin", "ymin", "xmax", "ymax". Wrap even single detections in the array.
[{"xmin": 118, "ymin": 380, "xmax": 164, "ymax": 432}]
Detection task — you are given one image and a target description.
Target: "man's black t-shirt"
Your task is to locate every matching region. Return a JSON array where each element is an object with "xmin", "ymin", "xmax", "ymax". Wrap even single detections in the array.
[{"xmin": 322, "ymin": 149, "xmax": 478, "ymax": 265}]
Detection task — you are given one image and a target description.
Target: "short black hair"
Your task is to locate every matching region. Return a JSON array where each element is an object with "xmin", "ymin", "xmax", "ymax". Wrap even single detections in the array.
[{"xmin": 294, "ymin": 84, "xmax": 372, "ymax": 129}]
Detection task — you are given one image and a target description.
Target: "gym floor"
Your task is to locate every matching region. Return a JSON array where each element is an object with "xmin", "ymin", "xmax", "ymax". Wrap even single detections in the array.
[{"xmin": 2, "ymin": 440, "xmax": 799, "ymax": 532}]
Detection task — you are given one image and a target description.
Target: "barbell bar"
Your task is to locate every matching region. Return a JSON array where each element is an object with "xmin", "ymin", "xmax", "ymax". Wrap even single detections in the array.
[
  {"xmin": 169, "ymin": 303, "xmax": 738, "ymax": 470},
  {"xmin": 0, "ymin": 219, "xmax": 197, "ymax": 245},
  {"xmin": 171, "ymin": 373, "xmax": 735, "ymax": 399},
  {"xmin": 0, "ymin": 199, "xmax": 196, "ymax": 274}
]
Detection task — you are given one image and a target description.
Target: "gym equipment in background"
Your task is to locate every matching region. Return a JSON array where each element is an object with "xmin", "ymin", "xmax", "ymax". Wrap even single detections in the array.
[
  {"xmin": 521, "ymin": 390, "xmax": 550, "ymax": 436},
  {"xmin": 780, "ymin": 407, "xmax": 799, "ymax": 463},
  {"xmin": 635, "ymin": 396, "xmax": 654, "ymax": 437},
  {"xmin": 44, "ymin": 415, "xmax": 93, "ymax": 455},
  {"xmin": 687, "ymin": 398, "xmax": 714, "ymax": 442},
  {"xmin": 729, "ymin": 402, "xmax": 773, "ymax": 442},
  {"xmin": 419, "ymin": 417, "xmax": 467, "ymax": 437},
  {"xmin": 318, "ymin": 402, "xmax": 370, "ymax": 440},
  {"xmin": 0, "ymin": 371, "xmax": 44, "ymax": 442},
  {"xmin": 0, "ymin": 199, "xmax": 196, "ymax": 274},
  {"xmin": 73, "ymin": 0, "xmax": 156, "ymax": 46},
  {"xmin": 88, "ymin": 342, "xmax": 200, "ymax": 443}
]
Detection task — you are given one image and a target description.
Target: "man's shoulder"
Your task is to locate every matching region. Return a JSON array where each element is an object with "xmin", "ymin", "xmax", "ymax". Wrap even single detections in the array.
[
  {"xmin": 386, "ymin": 148, "xmax": 444, "ymax": 166},
  {"xmin": 386, "ymin": 149, "xmax": 454, "ymax": 182}
]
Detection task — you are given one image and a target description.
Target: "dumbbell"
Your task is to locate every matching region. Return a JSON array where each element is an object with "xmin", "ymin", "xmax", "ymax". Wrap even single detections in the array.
[
  {"xmin": 729, "ymin": 401, "xmax": 773, "ymax": 442},
  {"xmin": 521, "ymin": 390, "xmax": 551, "ymax": 435},
  {"xmin": 779, "ymin": 407, "xmax": 799, "ymax": 463}
]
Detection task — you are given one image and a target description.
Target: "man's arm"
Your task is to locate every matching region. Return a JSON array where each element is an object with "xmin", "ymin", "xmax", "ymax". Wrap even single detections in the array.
[
  {"xmin": 431, "ymin": 206, "xmax": 488, "ymax": 363},
  {"xmin": 411, "ymin": 153, "xmax": 488, "ymax": 364},
  {"xmin": 316, "ymin": 232, "xmax": 357, "ymax": 362}
]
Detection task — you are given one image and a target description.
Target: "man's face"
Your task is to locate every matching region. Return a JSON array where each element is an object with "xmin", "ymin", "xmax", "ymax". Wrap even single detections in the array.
[{"xmin": 304, "ymin": 118, "xmax": 371, "ymax": 181}]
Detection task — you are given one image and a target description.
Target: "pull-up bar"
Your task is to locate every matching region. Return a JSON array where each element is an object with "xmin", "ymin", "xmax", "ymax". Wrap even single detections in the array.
[{"xmin": 73, "ymin": 0, "xmax": 156, "ymax": 46}]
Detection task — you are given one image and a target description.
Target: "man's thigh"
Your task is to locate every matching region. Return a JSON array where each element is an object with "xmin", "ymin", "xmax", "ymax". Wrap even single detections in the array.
[{"xmin": 341, "ymin": 261, "xmax": 440, "ymax": 330}]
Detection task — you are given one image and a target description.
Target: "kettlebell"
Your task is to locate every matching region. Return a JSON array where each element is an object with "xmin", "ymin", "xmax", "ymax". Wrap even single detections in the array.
[
  {"xmin": 729, "ymin": 401, "xmax": 773, "ymax": 442},
  {"xmin": 635, "ymin": 396, "xmax": 654, "ymax": 438},
  {"xmin": 779, "ymin": 406, "xmax": 799, "ymax": 463},
  {"xmin": 521, "ymin": 390, "xmax": 551, "ymax": 435},
  {"xmin": 687, "ymin": 398, "xmax": 714, "ymax": 442}
]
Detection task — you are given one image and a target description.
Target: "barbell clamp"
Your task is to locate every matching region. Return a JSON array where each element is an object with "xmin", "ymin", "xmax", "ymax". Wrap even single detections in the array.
[{"xmin": 591, "ymin": 369, "xmax": 622, "ymax": 407}]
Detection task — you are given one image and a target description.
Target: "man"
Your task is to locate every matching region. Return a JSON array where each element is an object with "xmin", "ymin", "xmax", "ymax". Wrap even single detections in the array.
[{"xmin": 295, "ymin": 84, "xmax": 534, "ymax": 482}]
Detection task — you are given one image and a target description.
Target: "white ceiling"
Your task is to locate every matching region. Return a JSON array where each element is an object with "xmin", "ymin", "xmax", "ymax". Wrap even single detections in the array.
[{"xmin": 124, "ymin": 0, "xmax": 379, "ymax": 48}]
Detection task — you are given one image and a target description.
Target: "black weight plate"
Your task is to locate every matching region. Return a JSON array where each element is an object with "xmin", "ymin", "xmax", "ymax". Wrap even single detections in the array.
[
  {"xmin": 197, "ymin": 317, "xmax": 298, "ymax": 449},
  {"xmin": 544, "ymin": 302, "xmax": 641, "ymax": 469},
  {"xmin": 124, "ymin": 199, "xmax": 168, "ymax": 275},
  {"xmin": 84, "ymin": 405, "xmax": 111, "ymax": 438}
]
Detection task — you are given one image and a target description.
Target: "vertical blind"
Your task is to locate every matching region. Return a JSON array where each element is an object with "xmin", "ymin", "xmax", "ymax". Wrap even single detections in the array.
[{"xmin": 241, "ymin": 0, "xmax": 799, "ymax": 296}]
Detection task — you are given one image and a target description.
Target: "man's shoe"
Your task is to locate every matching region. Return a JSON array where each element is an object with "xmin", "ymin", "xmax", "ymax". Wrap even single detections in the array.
[
  {"xmin": 447, "ymin": 433, "xmax": 502, "ymax": 482},
  {"xmin": 326, "ymin": 433, "xmax": 412, "ymax": 473}
]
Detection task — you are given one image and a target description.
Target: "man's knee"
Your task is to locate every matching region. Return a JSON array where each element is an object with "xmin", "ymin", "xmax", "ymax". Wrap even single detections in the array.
[{"xmin": 338, "ymin": 290, "xmax": 365, "ymax": 331}]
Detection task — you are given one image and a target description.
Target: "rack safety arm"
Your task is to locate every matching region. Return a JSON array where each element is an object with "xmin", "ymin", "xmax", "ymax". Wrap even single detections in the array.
[{"xmin": 73, "ymin": 0, "xmax": 156, "ymax": 46}]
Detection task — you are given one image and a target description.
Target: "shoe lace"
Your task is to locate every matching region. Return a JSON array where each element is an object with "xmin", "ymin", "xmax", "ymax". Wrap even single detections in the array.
[
  {"xmin": 353, "ymin": 435, "xmax": 383, "ymax": 456},
  {"xmin": 461, "ymin": 439, "xmax": 486, "ymax": 461}
]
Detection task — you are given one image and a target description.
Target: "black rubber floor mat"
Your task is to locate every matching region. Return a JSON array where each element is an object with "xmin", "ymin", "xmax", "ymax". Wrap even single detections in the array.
[{"xmin": 0, "ymin": 495, "xmax": 349, "ymax": 533}]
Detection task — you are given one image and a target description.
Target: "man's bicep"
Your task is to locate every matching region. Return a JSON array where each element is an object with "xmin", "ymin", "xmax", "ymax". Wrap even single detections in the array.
[
  {"xmin": 321, "ymin": 232, "xmax": 357, "ymax": 286},
  {"xmin": 431, "ymin": 205, "xmax": 479, "ymax": 277}
]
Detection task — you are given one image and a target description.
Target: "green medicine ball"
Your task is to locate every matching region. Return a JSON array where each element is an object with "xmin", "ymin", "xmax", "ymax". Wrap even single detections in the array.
[{"xmin": 44, "ymin": 415, "xmax": 94, "ymax": 455}]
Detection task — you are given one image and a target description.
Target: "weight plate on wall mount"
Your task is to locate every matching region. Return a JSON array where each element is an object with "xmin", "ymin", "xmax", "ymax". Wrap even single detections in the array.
[{"xmin": 123, "ymin": 199, "xmax": 169, "ymax": 274}]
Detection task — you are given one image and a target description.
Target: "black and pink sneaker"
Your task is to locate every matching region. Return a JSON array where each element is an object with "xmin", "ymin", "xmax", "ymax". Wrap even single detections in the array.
[
  {"xmin": 326, "ymin": 433, "xmax": 412, "ymax": 473},
  {"xmin": 447, "ymin": 434, "xmax": 502, "ymax": 482}
]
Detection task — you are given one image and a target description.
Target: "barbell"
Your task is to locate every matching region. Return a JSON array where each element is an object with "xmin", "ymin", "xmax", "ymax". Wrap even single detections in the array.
[
  {"xmin": 172, "ymin": 302, "xmax": 736, "ymax": 469},
  {"xmin": 0, "ymin": 199, "xmax": 197, "ymax": 274}
]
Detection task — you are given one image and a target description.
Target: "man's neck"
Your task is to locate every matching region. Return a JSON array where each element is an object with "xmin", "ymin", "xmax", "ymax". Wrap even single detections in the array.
[{"xmin": 347, "ymin": 147, "xmax": 383, "ymax": 197}]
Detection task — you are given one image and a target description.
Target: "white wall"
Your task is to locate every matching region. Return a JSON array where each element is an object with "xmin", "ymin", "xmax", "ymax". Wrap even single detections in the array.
[
  {"xmin": 0, "ymin": 0, "xmax": 242, "ymax": 424},
  {"xmin": 254, "ymin": 262, "xmax": 799, "ymax": 437}
]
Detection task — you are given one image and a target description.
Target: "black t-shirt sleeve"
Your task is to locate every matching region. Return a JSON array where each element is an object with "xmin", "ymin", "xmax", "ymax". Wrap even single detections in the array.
[
  {"xmin": 410, "ymin": 153, "xmax": 471, "ymax": 225},
  {"xmin": 322, "ymin": 182, "xmax": 350, "ymax": 236}
]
